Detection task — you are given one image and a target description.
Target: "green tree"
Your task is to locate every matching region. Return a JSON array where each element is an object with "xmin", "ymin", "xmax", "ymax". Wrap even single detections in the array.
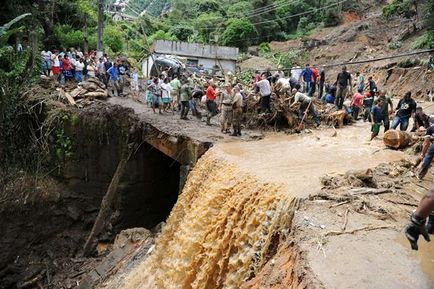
[
  {"xmin": 195, "ymin": 12, "xmax": 224, "ymax": 43},
  {"xmin": 251, "ymin": 0, "xmax": 280, "ymax": 43},
  {"xmin": 169, "ymin": 25, "xmax": 194, "ymax": 42},
  {"xmin": 227, "ymin": 1, "xmax": 254, "ymax": 18},
  {"xmin": 104, "ymin": 25, "xmax": 124, "ymax": 52},
  {"xmin": 222, "ymin": 18, "xmax": 258, "ymax": 50},
  {"xmin": 147, "ymin": 30, "xmax": 177, "ymax": 45}
]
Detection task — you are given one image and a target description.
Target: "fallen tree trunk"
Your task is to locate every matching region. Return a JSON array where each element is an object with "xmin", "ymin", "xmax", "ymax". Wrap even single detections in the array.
[
  {"xmin": 383, "ymin": 129, "xmax": 412, "ymax": 149},
  {"xmin": 82, "ymin": 144, "xmax": 133, "ymax": 257}
]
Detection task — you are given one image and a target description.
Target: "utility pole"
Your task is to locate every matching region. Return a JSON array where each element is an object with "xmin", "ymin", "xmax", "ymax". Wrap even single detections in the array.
[{"xmin": 97, "ymin": 0, "xmax": 104, "ymax": 58}]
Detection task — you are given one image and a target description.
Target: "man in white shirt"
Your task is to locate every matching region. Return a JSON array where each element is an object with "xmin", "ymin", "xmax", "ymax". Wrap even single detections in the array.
[
  {"xmin": 291, "ymin": 66, "xmax": 303, "ymax": 83},
  {"xmin": 74, "ymin": 58, "xmax": 85, "ymax": 82},
  {"xmin": 255, "ymin": 73, "xmax": 272, "ymax": 113}
]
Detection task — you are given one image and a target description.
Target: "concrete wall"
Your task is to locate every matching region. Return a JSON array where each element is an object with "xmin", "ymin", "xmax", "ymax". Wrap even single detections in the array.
[
  {"xmin": 196, "ymin": 58, "xmax": 236, "ymax": 73},
  {"xmin": 142, "ymin": 56, "xmax": 154, "ymax": 78},
  {"xmin": 153, "ymin": 40, "xmax": 239, "ymax": 61}
]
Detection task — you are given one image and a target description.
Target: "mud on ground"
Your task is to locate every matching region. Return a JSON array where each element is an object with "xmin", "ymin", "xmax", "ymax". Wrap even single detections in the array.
[{"xmin": 294, "ymin": 159, "xmax": 434, "ymax": 288}]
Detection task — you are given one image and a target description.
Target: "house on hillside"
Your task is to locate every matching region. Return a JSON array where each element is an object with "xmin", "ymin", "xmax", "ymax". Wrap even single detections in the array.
[{"xmin": 141, "ymin": 40, "xmax": 239, "ymax": 78}]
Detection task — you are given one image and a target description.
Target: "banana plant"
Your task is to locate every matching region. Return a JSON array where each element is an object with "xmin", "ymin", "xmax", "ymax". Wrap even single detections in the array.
[{"xmin": 0, "ymin": 13, "xmax": 31, "ymax": 47}]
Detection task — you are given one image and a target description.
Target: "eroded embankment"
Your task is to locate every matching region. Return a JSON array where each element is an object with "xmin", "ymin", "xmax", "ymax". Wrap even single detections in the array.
[
  {"xmin": 116, "ymin": 150, "xmax": 310, "ymax": 289},
  {"xmin": 0, "ymin": 98, "xmax": 208, "ymax": 288}
]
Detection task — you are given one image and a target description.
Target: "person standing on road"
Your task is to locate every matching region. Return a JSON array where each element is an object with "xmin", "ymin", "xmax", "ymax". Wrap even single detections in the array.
[
  {"xmin": 255, "ymin": 73, "xmax": 272, "ymax": 113},
  {"xmin": 179, "ymin": 78, "xmax": 192, "ymax": 120},
  {"xmin": 231, "ymin": 86, "xmax": 243, "ymax": 136},
  {"xmin": 161, "ymin": 78, "xmax": 172, "ymax": 112},
  {"xmin": 170, "ymin": 75, "xmax": 181, "ymax": 111},
  {"xmin": 117, "ymin": 61, "xmax": 129, "ymax": 97},
  {"xmin": 404, "ymin": 187, "xmax": 434, "ymax": 250},
  {"xmin": 205, "ymin": 80, "xmax": 218, "ymax": 125},
  {"xmin": 391, "ymin": 91, "xmax": 417, "ymax": 131},
  {"xmin": 376, "ymin": 90, "xmax": 394, "ymax": 132},
  {"xmin": 219, "ymin": 83, "xmax": 234, "ymax": 134},
  {"xmin": 335, "ymin": 66, "xmax": 352, "ymax": 110},
  {"xmin": 107, "ymin": 63, "xmax": 120, "ymax": 97},
  {"xmin": 148, "ymin": 77, "xmax": 163, "ymax": 114},
  {"xmin": 289, "ymin": 88, "xmax": 320, "ymax": 127}
]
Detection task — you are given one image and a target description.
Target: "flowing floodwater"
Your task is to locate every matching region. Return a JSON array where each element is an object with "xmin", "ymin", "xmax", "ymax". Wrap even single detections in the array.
[
  {"xmin": 120, "ymin": 151, "xmax": 296, "ymax": 289},
  {"xmin": 118, "ymin": 123, "xmax": 424, "ymax": 289},
  {"xmin": 217, "ymin": 123, "xmax": 405, "ymax": 197}
]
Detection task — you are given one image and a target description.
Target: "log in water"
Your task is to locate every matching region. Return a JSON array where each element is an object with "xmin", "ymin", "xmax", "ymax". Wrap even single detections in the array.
[{"xmin": 383, "ymin": 129, "xmax": 412, "ymax": 149}]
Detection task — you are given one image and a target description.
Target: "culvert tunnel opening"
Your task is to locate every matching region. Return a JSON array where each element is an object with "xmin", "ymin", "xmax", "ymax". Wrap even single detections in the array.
[
  {"xmin": 113, "ymin": 141, "xmax": 182, "ymax": 232},
  {"xmin": 0, "ymin": 138, "xmax": 185, "ymax": 288}
]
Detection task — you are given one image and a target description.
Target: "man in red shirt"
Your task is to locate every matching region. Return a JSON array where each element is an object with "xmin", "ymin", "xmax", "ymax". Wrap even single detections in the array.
[
  {"xmin": 310, "ymin": 64, "xmax": 319, "ymax": 97},
  {"xmin": 206, "ymin": 80, "xmax": 218, "ymax": 125},
  {"xmin": 350, "ymin": 88, "xmax": 364, "ymax": 120}
]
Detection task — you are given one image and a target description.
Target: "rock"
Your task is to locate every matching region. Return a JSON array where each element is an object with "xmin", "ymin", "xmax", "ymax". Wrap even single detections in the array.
[{"xmin": 113, "ymin": 228, "xmax": 152, "ymax": 250}]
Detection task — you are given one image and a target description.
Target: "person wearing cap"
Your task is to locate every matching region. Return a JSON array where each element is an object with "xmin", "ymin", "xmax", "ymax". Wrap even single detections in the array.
[
  {"xmin": 335, "ymin": 66, "xmax": 352, "ymax": 110},
  {"xmin": 219, "ymin": 83, "xmax": 234, "ymax": 134}
]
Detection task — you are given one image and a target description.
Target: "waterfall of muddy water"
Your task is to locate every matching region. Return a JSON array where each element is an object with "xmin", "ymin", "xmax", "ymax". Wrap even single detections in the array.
[
  {"xmin": 120, "ymin": 149, "xmax": 296, "ymax": 289},
  {"xmin": 120, "ymin": 123, "xmax": 405, "ymax": 289}
]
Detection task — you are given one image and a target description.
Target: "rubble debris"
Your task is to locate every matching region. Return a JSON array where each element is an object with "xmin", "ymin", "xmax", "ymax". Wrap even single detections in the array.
[{"xmin": 69, "ymin": 78, "xmax": 108, "ymax": 100}]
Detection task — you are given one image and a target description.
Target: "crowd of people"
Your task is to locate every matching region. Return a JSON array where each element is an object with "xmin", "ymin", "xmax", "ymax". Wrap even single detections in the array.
[
  {"xmin": 41, "ymin": 49, "xmax": 432, "ymax": 142},
  {"xmin": 41, "ymin": 47, "xmax": 137, "ymax": 98}
]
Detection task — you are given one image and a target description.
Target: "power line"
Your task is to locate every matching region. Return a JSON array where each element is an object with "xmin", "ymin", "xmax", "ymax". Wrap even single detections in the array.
[
  {"xmin": 199, "ymin": 0, "xmax": 347, "ymax": 35},
  {"xmin": 267, "ymin": 48, "xmax": 434, "ymax": 72}
]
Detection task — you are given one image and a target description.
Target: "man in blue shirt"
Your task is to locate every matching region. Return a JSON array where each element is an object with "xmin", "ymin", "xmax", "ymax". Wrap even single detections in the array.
[
  {"xmin": 107, "ymin": 63, "xmax": 120, "ymax": 97},
  {"xmin": 299, "ymin": 63, "xmax": 313, "ymax": 96}
]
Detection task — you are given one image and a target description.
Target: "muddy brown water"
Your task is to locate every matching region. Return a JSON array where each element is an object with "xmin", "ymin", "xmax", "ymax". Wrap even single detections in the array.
[
  {"xmin": 397, "ymin": 235, "xmax": 434, "ymax": 283},
  {"xmin": 216, "ymin": 122, "xmax": 405, "ymax": 197}
]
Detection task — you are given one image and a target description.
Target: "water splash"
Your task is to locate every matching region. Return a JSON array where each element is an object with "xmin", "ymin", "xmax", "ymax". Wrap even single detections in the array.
[{"xmin": 120, "ymin": 150, "xmax": 296, "ymax": 289}]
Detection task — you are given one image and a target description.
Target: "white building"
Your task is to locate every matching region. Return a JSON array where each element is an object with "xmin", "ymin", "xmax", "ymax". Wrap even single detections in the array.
[{"xmin": 142, "ymin": 40, "xmax": 239, "ymax": 78}]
